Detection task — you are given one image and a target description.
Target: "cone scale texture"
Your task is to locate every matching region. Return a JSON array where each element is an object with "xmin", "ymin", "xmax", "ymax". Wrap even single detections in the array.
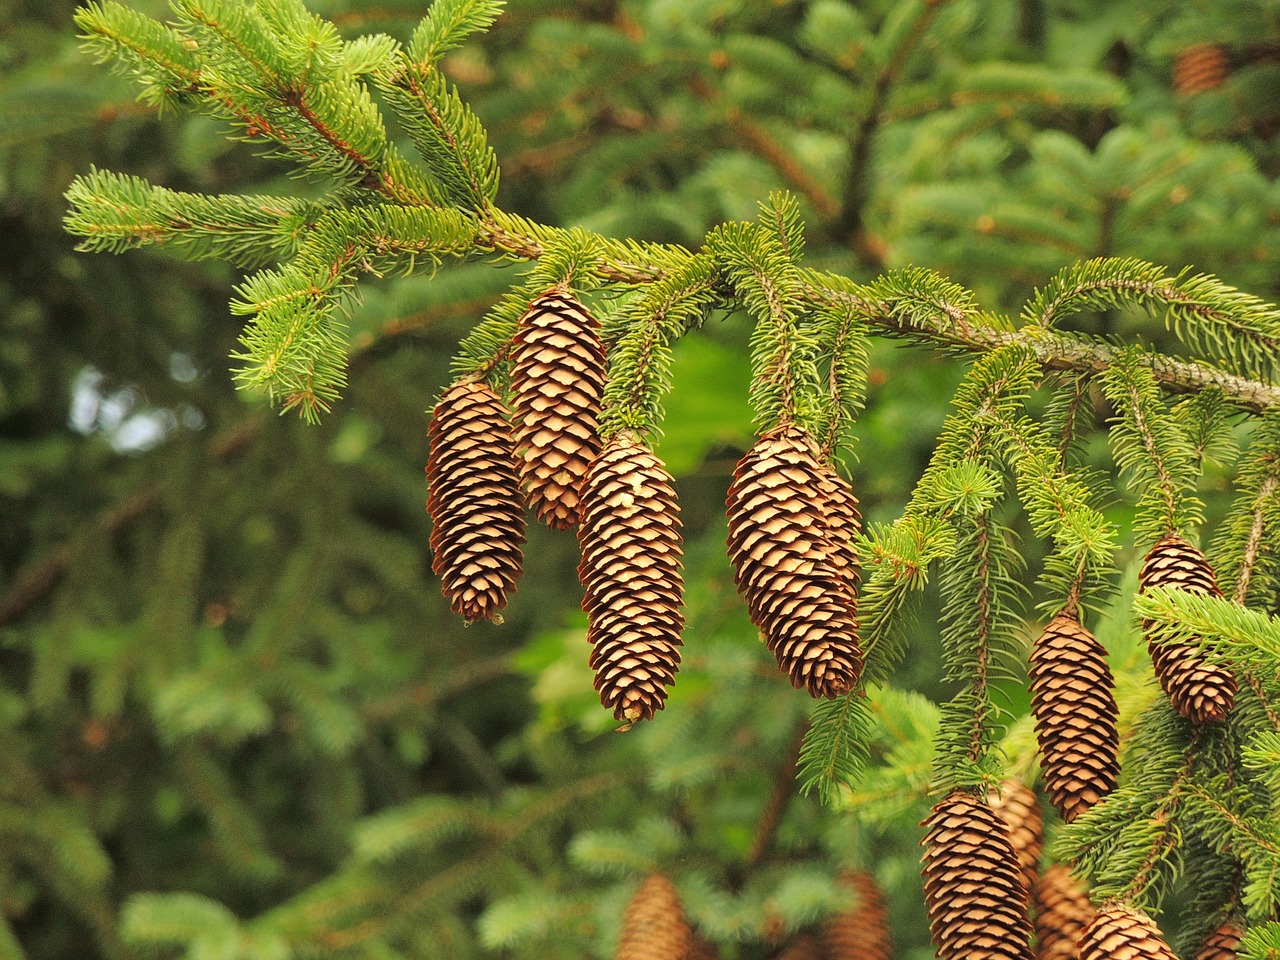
[
  {"xmin": 1195, "ymin": 920, "xmax": 1244, "ymax": 960},
  {"xmin": 989, "ymin": 780, "xmax": 1043, "ymax": 898},
  {"xmin": 509, "ymin": 290, "xmax": 606, "ymax": 530},
  {"xmin": 1027, "ymin": 613, "xmax": 1120, "ymax": 823},
  {"xmin": 1174, "ymin": 44, "xmax": 1231, "ymax": 95},
  {"xmin": 921, "ymin": 790, "xmax": 1035, "ymax": 960},
  {"xmin": 615, "ymin": 873, "xmax": 692, "ymax": 960},
  {"xmin": 1033, "ymin": 864, "xmax": 1094, "ymax": 960},
  {"xmin": 1138, "ymin": 534, "xmax": 1237, "ymax": 724},
  {"xmin": 825, "ymin": 870, "xmax": 893, "ymax": 960},
  {"xmin": 578, "ymin": 435, "xmax": 684, "ymax": 724},
  {"xmin": 1078, "ymin": 903, "xmax": 1176, "ymax": 960},
  {"xmin": 426, "ymin": 381, "xmax": 527, "ymax": 622},
  {"xmin": 725, "ymin": 425, "xmax": 863, "ymax": 699}
]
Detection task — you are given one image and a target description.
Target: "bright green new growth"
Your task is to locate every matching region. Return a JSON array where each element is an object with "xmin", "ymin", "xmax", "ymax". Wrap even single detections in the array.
[{"xmin": 60, "ymin": 0, "xmax": 1280, "ymax": 949}]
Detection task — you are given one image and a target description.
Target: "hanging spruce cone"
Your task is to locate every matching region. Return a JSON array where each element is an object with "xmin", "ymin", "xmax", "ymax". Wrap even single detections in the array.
[
  {"xmin": 920, "ymin": 790, "xmax": 1035, "ymax": 960},
  {"xmin": 578, "ymin": 434, "xmax": 684, "ymax": 724},
  {"xmin": 1195, "ymin": 920, "xmax": 1244, "ymax": 960},
  {"xmin": 509, "ymin": 290, "xmax": 606, "ymax": 529},
  {"xmin": 616, "ymin": 873, "xmax": 692, "ymax": 960},
  {"xmin": 726, "ymin": 425, "xmax": 863, "ymax": 698},
  {"xmin": 426, "ymin": 380, "xmax": 527, "ymax": 622},
  {"xmin": 1027, "ymin": 612, "xmax": 1120, "ymax": 823},
  {"xmin": 989, "ymin": 780, "xmax": 1043, "ymax": 898},
  {"xmin": 825, "ymin": 870, "xmax": 893, "ymax": 960},
  {"xmin": 1174, "ymin": 44, "xmax": 1231, "ymax": 95},
  {"xmin": 1139, "ymin": 534, "xmax": 1237, "ymax": 724},
  {"xmin": 1078, "ymin": 903, "xmax": 1176, "ymax": 960},
  {"xmin": 1034, "ymin": 864, "xmax": 1094, "ymax": 960}
]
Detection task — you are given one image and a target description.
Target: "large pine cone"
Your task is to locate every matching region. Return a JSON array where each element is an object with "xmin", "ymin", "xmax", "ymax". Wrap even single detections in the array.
[
  {"xmin": 616, "ymin": 873, "xmax": 692, "ymax": 960},
  {"xmin": 1034, "ymin": 864, "xmax": 1094, "ymax": 960},
  {"xmin": 426, "ymin": 380, "xmax": 526, "ymax": 621},
  {"xmin": 825, "ymin": 870, "xmax": 892, "ymax": 960},
  {"xmin": 1078, "ymin": 903, "xmax": 1176, "ymax": 960},
  {"xmin": 1195, "ymin": 920, "xmax": 1244, "ymax": 960},
  {"xmin": 725, "ymin": 425, "xmax": 863, "ymax": 698},
  {"xmin": 1139, "ymin": 534, "xmax": 1237, "ymax": 723},
  {"xmin": 578, "ymin": 435, "xmax": 684, "ymax": 724},
  {"xmin": 509, "ymin": 290, "xmax": 606, "ymax": 529},
  {"xmin": 989, "ymin": 780, "xmax": 1043, "ymax": 898},
  {"xmin": 921, "ymin": 790, "xmax": 1035, "ymax": 960},
  {"xmin": 1027, "ymin": 613, "xmax": 1120, "ymax": 823}
]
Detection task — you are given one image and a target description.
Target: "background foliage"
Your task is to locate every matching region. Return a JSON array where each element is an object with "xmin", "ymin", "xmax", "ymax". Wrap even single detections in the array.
[{"xmin": 2, "ymin": 0, "xmax": 1280, "ymax": 958}]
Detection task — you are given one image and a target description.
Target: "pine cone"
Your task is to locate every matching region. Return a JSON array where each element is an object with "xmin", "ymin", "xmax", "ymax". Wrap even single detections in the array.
[
  {"xmin": 1034, "ymin": 864, "xmax": 1094, "ymax": 960},
  {"xmin": 426, "ymin": 380, "xmax": 526, "ymax": 621},
  {"xmin": 1139, "ymin": 534, "xmax": 1237, "ymax": 724},
  {"xmin": 578, "ymin": 435, "xmax": 684, "ymax": 724},
  {"xmin": 989, "ymin": 780, "xmax": 1043, "ymax": 897},
  {"xmin": 1195, "ymin": 920, "xmax": 1244, "ymax": 960},
  {"xmin": 1077, "ymin": 903, "xmax": 1176, "ymax": 960},
  {"xmin": 509, "ymin": 290, "xmax": 606, "ymax": 529},
  {"xmin": 1027, "ymin": 613, "xmax": 1120, "ymax": 823},
  {"xmin": 825, "ymin": 870, "xmax": 893, "ymax": 960},
  {"xmin": 921, "ymin": 790, "xmax": 1035, "ymax": 960},
  {"xmin": 725, "ymin": 425, "xmax": 863, "ymax": 698},
  {"xmin": 1174, "ymin": 44, "xmax": 1231, "ymax": 95},
  {"xmin": 616, "ymin": 873, "xmax": 692, "ymax": 960}
]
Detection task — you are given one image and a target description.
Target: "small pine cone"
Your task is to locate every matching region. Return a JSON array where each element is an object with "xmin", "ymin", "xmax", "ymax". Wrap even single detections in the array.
[
  {"xmin": 775, "ymin": 933, "xmax": 822, "ymax": 960},
  {"xmin": 921, "ymin": 790, "xmax": 1035, "ymax": 960},
  {"xmin": 426, "ymin": 381, "xmax": 526, "ymax": 621},
  {"xmin": 1139, "ymin": 534, "xmax": 1237, "ymax": 724},
  {"xmin": 578, "ymin": 435, "xmax": 684, "ymax": 724},
  {"xmin": 1027, "ymin": 613, "xmax": 1120, "ymax": 823},
  {"xmin": 1034, "ymin": 864, "xmax": 1094, "ymax": 960},
  {"xmin": 1195, "ymin": 920, "xmax": 1244, "ymax": 960},
  {"xmin": 1077, "ymin": 903, "xmax": 1176, "ymax": 960},
  {"xmin": 509, "ymin": 290, "xmax": 606, "ymax": 529},
  {"xmin": 616, "ymin": 873, "xmax": 692, "ymax": 960},
  {"xmin": 726, "ymin": 425, "xmax": 863, "ymax": 698},
  {"xmin": 1174, "ymin": 44, "xmax": 1231, "ymax": 95},
  {"xmin": 989, "ymin": 780, "xmax": 1043, "ymax": 897},
  {"xmin": 825, "ymin": 870, "xmax": 893, "ymax": 960}
]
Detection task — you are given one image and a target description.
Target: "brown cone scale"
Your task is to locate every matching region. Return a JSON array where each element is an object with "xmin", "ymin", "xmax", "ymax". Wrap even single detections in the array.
[
  {"xmin": 1139, "ymin": 534, "xmax": 1237, "ymax": 724},
  {"xmin": 1034, "ymin": 864, "xmax": 1094, "ymax": 960},
  {"xmin": 426, "ymin": 381, "xmax": 527, "ymax": 621},
  {"xmin": 1174, "ymin": 44, "xmax": 1231, "ymax": 95},
  {"xmin": 509, "ymin": 290, "xmax": 606, "ymax": 529},
  {"xmin": 989, "ymin": 780, "xmax": 1043, "ymax": 897},
  {"xmin": 615, "ymin": 873, "xmax": 692, "ymax": 960},
  {"xmin": 1027, "ymin": 613, "xmax": 1120, "ymax": 823},
  {"xmin": 726, "ymin": 425, "xmax": 863, "ymax": 698},
  {"xmin": 578, "ymin": 435, "xmax": 684, "ymax": 724},
  {"xmin": 1078, "ymin": 903, "xmax": 1176, "ymax": 960},
  {"xmin": 1195, "ymin": 920, "xmax": 1244, "ymax": 960},
  {"xmin": 921, "ymin": 790, "xmax": 1035, "ymax": 960},
  {"xmin": 825, "ymin": 870, "xmax": 893, "ymax": 960}
]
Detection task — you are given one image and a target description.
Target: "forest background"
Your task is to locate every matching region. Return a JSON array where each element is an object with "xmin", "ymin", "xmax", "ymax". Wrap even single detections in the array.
[{"xmin": 2, "ymin": 0, "xmax": 1280, "ymax": 958}]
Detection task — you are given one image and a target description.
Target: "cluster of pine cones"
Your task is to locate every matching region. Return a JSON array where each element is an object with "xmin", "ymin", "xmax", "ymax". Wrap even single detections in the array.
[{"xmin": 426, "ymin": 289, "xmax": 865, "ymax": 723}]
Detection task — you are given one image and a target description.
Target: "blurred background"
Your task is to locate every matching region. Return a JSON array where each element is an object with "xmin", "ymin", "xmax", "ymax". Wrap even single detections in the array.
[{"xmin": 2, "ymin": 0, "xmax": 1279, "ymax": 957}]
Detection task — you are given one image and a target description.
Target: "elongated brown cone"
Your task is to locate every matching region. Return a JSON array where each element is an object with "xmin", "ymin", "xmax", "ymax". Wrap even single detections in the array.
[
  {"xmin": 1174, "ymin": 44, "xmax": 1231, "ymax": 95},
  {"xmin": 1078, "ymin": 903, "xmax": 1176, "ymax": 960},
  {"xmin": 509, "ymin": 290, "xmax": 606, "ymax": 529},
  {"xmin": 726, "ymin": 425, "xmax": 863, "ymax": 698},
  {"xmin": 1034, "ymin": 865, "xmax": 1094, "ymax": 960},
  {"xmin": 578, "ymin": 435, "xmax": 684, "ymax": 724},
  {"xmin": 616, "ymin": 873, "xmax": 692, "ymax": 960},
  {"xmin": 825, "ymin": 870, "xmax": 893, "ymax": 960},
  {"xmin": 1139, "ymin": 534, "xmax": 1237, "ymax": 723},
  {"xmin": 1195, "ymin": 920, "xmax": 1244, "ymax": 960},
  {"xmin": 426, "ymin": 381, "xmax": 527, "ymax": 622},
  {"xmin": 921, "ymin": 790, "xmax": 1035, "ymax": 960},
  {"xmin": 989, "ymin": 780, "xmax": 1043, "ymax": 898},
  {"xmin": 1027, "ymin": 613, "xmax": 1120, "ymax": 823}
]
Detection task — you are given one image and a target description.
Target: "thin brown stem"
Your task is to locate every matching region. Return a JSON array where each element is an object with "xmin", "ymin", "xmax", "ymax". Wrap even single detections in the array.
[{"xmin": 743, "ymin": 719, "xmax": 809, "ymax": 877}]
